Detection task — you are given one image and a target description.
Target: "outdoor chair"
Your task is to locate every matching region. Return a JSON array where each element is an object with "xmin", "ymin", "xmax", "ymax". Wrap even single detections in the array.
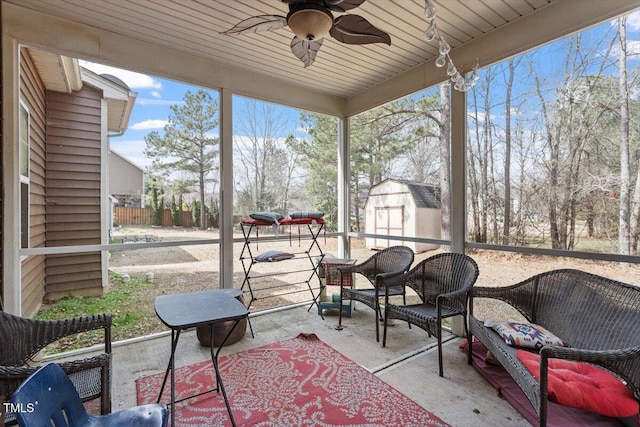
[
  {"xmin": 382, "ymin": 252, "xmax": 479, "ymax": 377},
  {"xmin": 0, "ymin": 311, "xmax": 112, "ymax": 425},
  {"xmin": 337, "ymin": 245, "xmax": 415, "ymax": 342},
  {"xmin": 11, "ymin": 362, "xmax": 167, "ymax": 427}
]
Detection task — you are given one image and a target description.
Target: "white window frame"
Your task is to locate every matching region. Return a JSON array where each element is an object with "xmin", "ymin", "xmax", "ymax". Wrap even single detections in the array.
[{"xmin": 19, "ymin": 99, "xmax": 30, "ymax": 251}]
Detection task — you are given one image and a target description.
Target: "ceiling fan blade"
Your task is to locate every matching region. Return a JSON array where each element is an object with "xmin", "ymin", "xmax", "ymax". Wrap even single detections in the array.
[
  {"xmin": 330, "ymin": 15, "xmax": 391, "ymax": 45},
  {"xmin": 325, "ymin": 0, "xmax": 367, "ymax": 13},
  {"xmin": 290, "ymin": 36, "xmax": 323, "ymax": 67},
  {"xmin": 281, "ymin": 0, "xmax": 366, "ymax": 13},
  {"xmin": 220, "ymin": 15, "xmax": 287, "ymax": 35}
]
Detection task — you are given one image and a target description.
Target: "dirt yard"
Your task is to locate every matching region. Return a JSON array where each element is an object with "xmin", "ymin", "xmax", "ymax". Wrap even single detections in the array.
[{"xmin": 110, "ymin": 226, "xmax": 640, "ymax": 317}]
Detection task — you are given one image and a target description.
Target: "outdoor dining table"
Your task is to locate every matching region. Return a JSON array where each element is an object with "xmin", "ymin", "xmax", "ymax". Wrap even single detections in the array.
[{"xmin": 155, "ymin": 289, "xmax": 248, "ymax": 427}]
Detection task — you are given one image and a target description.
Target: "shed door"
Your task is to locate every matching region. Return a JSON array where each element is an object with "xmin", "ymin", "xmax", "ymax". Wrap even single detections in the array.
[{"xmin": 374, "ymin": 206, "xmax": 404, "ymax": 248}]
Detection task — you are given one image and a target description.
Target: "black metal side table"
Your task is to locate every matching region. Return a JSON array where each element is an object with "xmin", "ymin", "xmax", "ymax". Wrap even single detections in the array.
[{"xmin": 155, "ymin": 289, "xmax": 248, "ymax": 427}]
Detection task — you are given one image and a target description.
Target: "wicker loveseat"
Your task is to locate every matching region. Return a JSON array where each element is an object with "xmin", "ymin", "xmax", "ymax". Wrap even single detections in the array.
[
  {"xmin": 0, "ymin": 311, "xmax": 112, "ymax": 425},
  {"xmin": 468, "ymin": 269, "xmax": 640, "ymax": 427}
]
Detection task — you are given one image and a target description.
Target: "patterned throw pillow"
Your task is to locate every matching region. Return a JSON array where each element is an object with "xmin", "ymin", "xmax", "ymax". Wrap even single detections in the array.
[
  {"xmin": 249, "ymin": 212, "xmax": 285, "ymax": 224},
  {"xmin": 290, "ymin": 211, "xmax": 324, "ymax": 219},
  {"xmin": 484, "ymin": 320, "xmax": 565, "ymax": 349}
]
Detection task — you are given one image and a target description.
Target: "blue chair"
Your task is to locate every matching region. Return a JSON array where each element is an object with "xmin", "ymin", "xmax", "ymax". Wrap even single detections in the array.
[{"xmin": 11, "ymin": 362, "xmax": 167, "ymax": 427}]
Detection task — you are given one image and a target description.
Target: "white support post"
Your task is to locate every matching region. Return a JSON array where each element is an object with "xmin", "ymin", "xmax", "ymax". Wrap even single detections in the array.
[
  {"xmin": 100, "ymin": 99, "xmax": 110, "ymax": 291},
  {"xmin": 450, "ymin": 87, "xmax": 467, "ymax": 336},
  {"xmin": 337, "ymin": 117, "xmax": 350, "ymax": 259},
  {"xmin": 219, "ymin": 88, "xmax": 234, "ymax": 289},
  {"xmin": 2, "ymin": 37, "xmax": 22, "ymax": 315}
]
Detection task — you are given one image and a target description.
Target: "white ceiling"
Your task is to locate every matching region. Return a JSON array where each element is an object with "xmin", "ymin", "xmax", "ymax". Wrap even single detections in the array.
[{"xmin": 4, "ymin": 0, "xmax": 640, "ymax": 116}]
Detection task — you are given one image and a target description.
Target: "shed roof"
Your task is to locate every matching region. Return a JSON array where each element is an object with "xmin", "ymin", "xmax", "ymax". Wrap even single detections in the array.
[
  {"xmin": 370, "ymin": 178, "xmax": 441, "ymax": 209},
  {"xmin": 399, "ymin": 180, "xmax": 441, "ymax": 209}
]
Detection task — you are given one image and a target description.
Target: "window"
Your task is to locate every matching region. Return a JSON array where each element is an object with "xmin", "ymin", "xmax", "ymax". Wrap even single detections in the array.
[
  {"xmin": 466, "ymin": 13, "xmax": 640, "ymax": 258},
  {"xmin": 19, "ymin": 101, "xmax": 30, "ymax": 249},
  {"xmin": 349, "ymin": 87, "xmax": 450, "ymax": 253}
]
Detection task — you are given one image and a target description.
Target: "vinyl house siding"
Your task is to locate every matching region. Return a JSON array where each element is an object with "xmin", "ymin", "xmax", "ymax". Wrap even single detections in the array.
[
  {"xmin": 20, "ymin": 48, "xmax": 47, "ymax": 316},
  {"xmin": 45, "ymin": 86, "xmax": 103, "ymax": 299}
]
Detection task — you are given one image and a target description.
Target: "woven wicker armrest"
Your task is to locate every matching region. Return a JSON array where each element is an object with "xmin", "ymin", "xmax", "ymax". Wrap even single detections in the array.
[
  {"xmin": 540, "ymin": 345, "xmax": 640, "ymax": 365},
  {"xmin": 0, "ymin": 365, "xmax": 35, "ymax": 381},
  {"xmin": 57, "ymin": 353, "xmax": 111, "ymax": 374},
  {"xmin": 471, "ymin": 283, "xmax": 528, "ymax": 298},
  {"xmin": 43, "ymin": 313, "xmax": 112, "ymax": 337},
  {"xmin": 380, "ymin": 271, "xmax": 408, "ymax": 288},
  {"xmin": 437, "ymin": 287, "xmax": 469, "ymax": 308},
  {"xmin": 338, "ymin": 263, "xmax": 408, "ymax": 286},
  {"xmin": 0, "ymin": 353, "xmax": 109, "ymax": 384},
  {"xmin": 438, "ymin": 287, "xmax": 470, "ymax": 301},
  {"xmin": 337, "ymin": 262, "xmax": 365, "ymax": 275},
  {"xmin": 374, "ymin": 269, "xmax": 406, "ymax": 284},
  {"xmin": 1, "ymin": 312, "xmax": 112, "ymax": 367}
]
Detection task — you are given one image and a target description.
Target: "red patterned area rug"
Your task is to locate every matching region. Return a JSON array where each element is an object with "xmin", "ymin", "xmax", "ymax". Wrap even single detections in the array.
[{"xmin": 136, "ymin": 333, "xmax": 449, "ymax": 427}]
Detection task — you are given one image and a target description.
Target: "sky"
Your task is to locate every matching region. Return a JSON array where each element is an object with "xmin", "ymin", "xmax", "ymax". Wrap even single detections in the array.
[{"xmin": 81, "ymin": 60, "xmax": 305, "ymax": 170}]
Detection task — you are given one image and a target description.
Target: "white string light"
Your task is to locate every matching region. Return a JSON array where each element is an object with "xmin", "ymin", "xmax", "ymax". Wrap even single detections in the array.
[{"xmin": 423, "ymin": 0, "xmax": 479, "ymax": 91}]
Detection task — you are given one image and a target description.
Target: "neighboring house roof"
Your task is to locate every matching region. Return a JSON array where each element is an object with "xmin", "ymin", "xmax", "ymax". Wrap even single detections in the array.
[
  {"xmin": 81, "ymin": 67, "xmax": 137, "ymax": 134},
  {"xmin": 26, "ymin": 48, "xmax": 82, "ymax": 93},
  {"xmin": 23, "ymin": 48, "xmax": 137, "ymax": 134},
  {"xmin": 110, "ymin": 149, "xmax": 144, "ymax": 173},
  {"xmin": 109, "ymin": 149, "xmax": 145, "ymax": 196},
  {"xmin": 370, "ymin": 178, "xmax": 441, "ymax": 209}
]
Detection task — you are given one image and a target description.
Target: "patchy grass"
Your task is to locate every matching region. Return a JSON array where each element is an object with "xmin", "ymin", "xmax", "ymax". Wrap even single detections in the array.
[{"xmin": 35, "ymin": 273, "xmax": 164, "ymax": 354}]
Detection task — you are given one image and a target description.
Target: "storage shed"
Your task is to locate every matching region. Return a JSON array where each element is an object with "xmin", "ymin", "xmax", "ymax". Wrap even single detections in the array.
[{"xmin": 365, "ymin": 179, "xmax": 441, "ymax": 253}]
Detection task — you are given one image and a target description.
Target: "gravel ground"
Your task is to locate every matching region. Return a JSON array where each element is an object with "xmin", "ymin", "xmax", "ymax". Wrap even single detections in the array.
[{"xmin": 109, "ymin": 225, "xmax": 640, "ymax": 323}]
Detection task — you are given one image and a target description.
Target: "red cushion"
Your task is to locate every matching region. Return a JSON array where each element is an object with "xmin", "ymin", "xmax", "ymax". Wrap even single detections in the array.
[
  {"xmin": 242, "ymin": 217, "xmax": 273, "ymax": 226},
  {"xmin": 517, "ymin": 350, "xmax": 639, "ymax": 418},
  {"xmin": 279, "ymin": 217, "xmax": 324, "ymax": 225},
  {"xmin": 242, "ymin": 217, "xmax": 324, "ymax": 226}
]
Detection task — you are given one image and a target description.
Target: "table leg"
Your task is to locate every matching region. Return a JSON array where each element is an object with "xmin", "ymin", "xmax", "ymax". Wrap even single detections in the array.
[
  {"xmin": 157, "ymin": 329, "xmax": 181, "ymax": 427},
  {"xmin": 211, "ymin": 318, "xmax": 243, "ymax": 427}
]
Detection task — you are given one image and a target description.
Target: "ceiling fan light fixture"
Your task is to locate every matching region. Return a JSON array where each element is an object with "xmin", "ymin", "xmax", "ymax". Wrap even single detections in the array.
[{"xmin": 288, "ymin": 9, "xmax": 333, "ymax": 41}]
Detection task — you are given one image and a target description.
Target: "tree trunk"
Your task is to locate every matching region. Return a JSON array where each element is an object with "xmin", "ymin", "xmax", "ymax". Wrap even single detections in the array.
[
  {"xmin": 530, "ymin": 61, "xmax": 561, "ymax": 249},
  {"xmin": 467, "ymin": 133, "xmax": 481, "ymax": 242},
  {"xmin": 439, "ymin": 84, "xmax": 451, "ymax": 249},
  {"xmin": 469, "ymin": 88, "xmax": 482, "ymax": 242},
  {"xmin": 480, "ymin": 74, "xmax": 491, "ymax": 243},
  {"xmin": 503, "ymin": 59, "xmax": 515, "ymax": 244},
  {"xmin": 618, "ymin": 17, "xmax": 631, "ymax": 256},
  {"xmin": 199, "ymin": 163, "xmax": 206, "ymax": 230},
  {"xmin": 586, "ymin": 192, "xmax": 594, "ymax": 238},
  {"xmin": 630, "ymin": 167, "xmax": 640, "ymax": 253}
]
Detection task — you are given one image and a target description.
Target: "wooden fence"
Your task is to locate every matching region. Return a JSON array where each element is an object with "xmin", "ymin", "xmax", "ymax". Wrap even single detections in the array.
[{"xmin": 113, "ymin": 206, "xmax": 213, "ymax": 228}]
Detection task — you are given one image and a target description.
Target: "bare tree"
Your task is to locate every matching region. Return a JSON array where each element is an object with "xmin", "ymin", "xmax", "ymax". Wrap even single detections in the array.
[
  {"xmin": 438, "ymin": 84, "xmax": 451, "ymax": 246},
  {"xmin": 503, "ymin": 58, "xmax": 516, "ymax": 244},
  {"xmin": 234, "ymin": 100, "xmax": 292, "ymax": 214},
  {"xmin": 468, "ymin": 84, "xmax": 482, "ymax": 242},
  {"xmin": 468, "ymin": 69, "xmax": 498, "ymax": 243},
  {"xmin": 618, "ymin": 17, "xmax": 631, "ymax": 256}
]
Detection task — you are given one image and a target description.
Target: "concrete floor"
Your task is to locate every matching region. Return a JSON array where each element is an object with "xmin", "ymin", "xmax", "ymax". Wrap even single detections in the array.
[{"xmin": 55, "ymin": 303, "xmax": 529, "ymax": 427}]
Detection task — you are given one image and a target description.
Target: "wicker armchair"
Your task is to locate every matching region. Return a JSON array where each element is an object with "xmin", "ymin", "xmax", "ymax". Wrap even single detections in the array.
[
  {"xmin": 382, "ymin": 252, "xmax": 479, "ymax": 377},
  {"xmin": 0, "ymin": 311, "xmax": 112, "ymax": 425},
  {"xmin": 337, "ymin": 245, "xmax": 415, "ymax": 342}
]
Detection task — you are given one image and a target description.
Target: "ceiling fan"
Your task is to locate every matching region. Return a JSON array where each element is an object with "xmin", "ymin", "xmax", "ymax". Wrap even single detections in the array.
[{"xmin": 221, "ymin": 0, "xmax": 391, "ymax": 68}]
